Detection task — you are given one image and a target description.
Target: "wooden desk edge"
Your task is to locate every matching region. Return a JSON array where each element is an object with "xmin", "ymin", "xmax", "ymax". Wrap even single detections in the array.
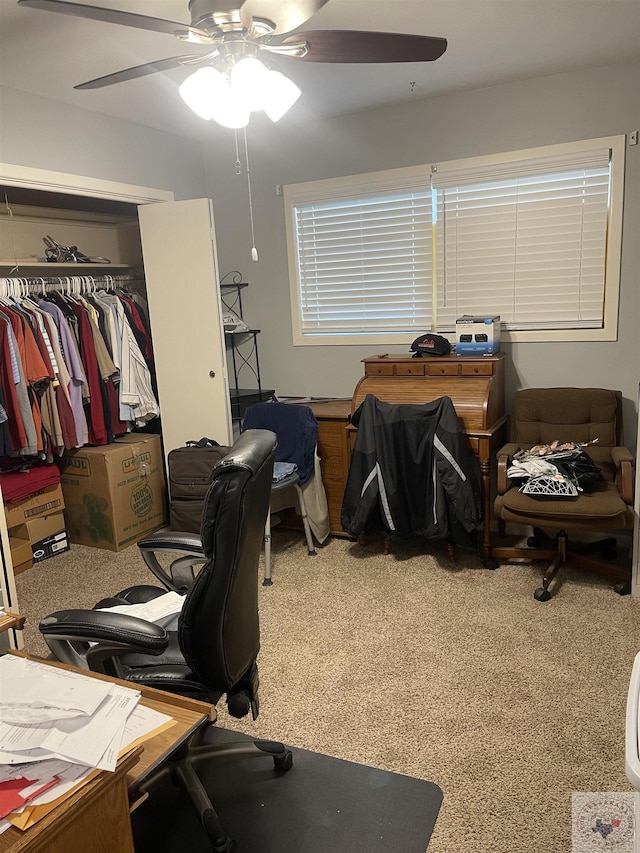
[
  {"xmin": 0, "ymin": 612, "xmax": 25, "ymax": 633},
  {"xmin": 8, "ymin": 651, "xmax": 216, "ymax": 720}
]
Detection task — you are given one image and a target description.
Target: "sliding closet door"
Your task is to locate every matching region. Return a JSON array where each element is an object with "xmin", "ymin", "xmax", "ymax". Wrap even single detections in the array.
[{"xmin": 138, "ymin": 198, "xmax": 232, "ymax": 457}]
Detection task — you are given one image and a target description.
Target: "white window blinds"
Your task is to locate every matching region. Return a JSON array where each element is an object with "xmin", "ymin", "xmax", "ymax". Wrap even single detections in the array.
[
  {"xmin": 292, "ymin": 186, "xmax": 432, "ymax": 335},
  {"xmin": 431, "ymin": 147, "xmax": 612, "ymax": 331},
  {"xmin": 285, "ymin": 137, "xmax": 623, "ymax": 344}
]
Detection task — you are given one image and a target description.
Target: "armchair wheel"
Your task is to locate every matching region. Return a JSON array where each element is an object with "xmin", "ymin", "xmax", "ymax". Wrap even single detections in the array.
[
  {"xmin": 534, "ymin": 587, "xmax": 552, "ymax": 602},
  {"xmin": 614, "ymin": 579, "xmax": 632, "ymax": 596}
]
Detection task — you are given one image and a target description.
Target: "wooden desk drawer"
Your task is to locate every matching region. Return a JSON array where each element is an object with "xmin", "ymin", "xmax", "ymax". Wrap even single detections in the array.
[
  {"xmin": 461, "ymin": 362, "xmax": 494, "ymax": 376},
  {"xmin": 427, "ymin": 363, "xmax": 460, "ymax": 376},
  {"xmin": 396, "ymin": 363, "xmax": 425, "ymax": 376},
  {"xmin": 365, "ymin": 362, "xmax": 395, "ymax": 375},
  {"xmin": 317, "ymin": 421, "xmax": 349, "ymax": 477},
  {"xmin": 319, "ymin": 455, "xmax": 346, "ymax": 478}
]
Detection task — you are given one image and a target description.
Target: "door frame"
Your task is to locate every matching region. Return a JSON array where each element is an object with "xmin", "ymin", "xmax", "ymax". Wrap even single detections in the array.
[
  {"xmin": 0, "ymin": 162, "xmax": 174, "ymax": 205},
  {"xmin": 0, "ymin": 163, "xmax": 174, "ymax": 617}
]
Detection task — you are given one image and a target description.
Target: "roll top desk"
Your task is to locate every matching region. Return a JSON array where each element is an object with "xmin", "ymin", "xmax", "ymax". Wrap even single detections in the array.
[{"xmin": 349, "ymin": 353, "xmax": 507, "ymax": 559}]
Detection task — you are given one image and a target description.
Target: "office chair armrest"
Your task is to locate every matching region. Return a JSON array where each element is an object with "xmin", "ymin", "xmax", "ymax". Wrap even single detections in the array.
[
  {"xmin": 39, "ymin": 609, "xmax": 168, "ymax": 673},
  {"xmin": 114, "ymin": 585, "xmax": 168, "ymax": 604},
  {"xmin": 137, "ymin": 531, "xmax": 204, "ymax": 552},
  {"xmin": 137, "ymin": 531, "xmax": 205, "ymax": 593},
  {"xmin": 496, "ymin": 443, "xmax": 521, "ymax": 494}
]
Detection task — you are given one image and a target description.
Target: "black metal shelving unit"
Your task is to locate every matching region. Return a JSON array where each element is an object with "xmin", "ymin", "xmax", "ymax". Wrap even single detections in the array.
[{"xmin": 220, "ymin": 276, "xmax": 274, "ymax": 424}]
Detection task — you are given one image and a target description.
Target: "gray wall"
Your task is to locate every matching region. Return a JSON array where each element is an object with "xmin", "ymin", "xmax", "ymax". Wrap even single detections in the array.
[
  {"xmin": 0, "ymin": 86, "xmax": 207, "ymax": 200},
  {"xmin": 203, "ymin": 60, "xmax": 640, "ymax": 446}
]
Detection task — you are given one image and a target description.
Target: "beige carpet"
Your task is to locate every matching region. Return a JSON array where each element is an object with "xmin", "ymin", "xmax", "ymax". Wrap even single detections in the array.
[{"xmin": 14, "ymin": 531, "xmax": 640, "ymax": 853}]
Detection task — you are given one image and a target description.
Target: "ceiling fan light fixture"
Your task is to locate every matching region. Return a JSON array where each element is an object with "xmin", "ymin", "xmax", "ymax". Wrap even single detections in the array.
[
  {"xmin": 210, "ymin": 76, "xmax": 251, "ymax": 128},
  {"xmin": 209, "ymin": 95, "xmax": 251, "ymax": 129},
  {"xmin": 229, "ymin": 57, "xmax": 270, "ymax": 112},
  {"xmin": 178, "ymin": 66, "xmax": 225, "ymax": 120},
  {"xmin": 262, "ymin": 71, "xmax": 302, "ymax": 122},
  {"xmin": 179, "ymin": 58, "xmax": 300, "ymax": 127}
]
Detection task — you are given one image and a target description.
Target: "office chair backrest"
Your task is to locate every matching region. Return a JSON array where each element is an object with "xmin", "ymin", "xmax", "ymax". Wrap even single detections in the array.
[
  {"xmin": 242, "ymin": 402, "xmax": 318, "ymax": 486},
  {"xmin": 509, "ymin": 387, "xmax": 623, "ymax": 477},
  {"xmin": 178, "ymin": 428, "xmax": 276, "ymax": 692}
]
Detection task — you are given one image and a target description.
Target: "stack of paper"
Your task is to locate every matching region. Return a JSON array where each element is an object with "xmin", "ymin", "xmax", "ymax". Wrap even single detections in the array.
[
  {"xmin": 0, "ymin": 656, "xmax": 175, "ymax": 834},
  {"xmin": 97, "ymin": 590, "xmax": 185, "ymax": 630}
]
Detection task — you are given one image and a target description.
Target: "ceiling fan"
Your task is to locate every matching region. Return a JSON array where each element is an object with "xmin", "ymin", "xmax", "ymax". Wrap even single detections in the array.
[{"xmin": 18, "ymin": 0, "xmax": 448, "ymax": 127}]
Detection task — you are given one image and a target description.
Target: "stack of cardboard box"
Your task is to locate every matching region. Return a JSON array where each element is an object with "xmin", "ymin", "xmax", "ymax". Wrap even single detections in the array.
[
  {"xmin": 3, "ymin": 434, "xmax": 167, "ymax": 573},
  {"xmin": 4, "ymin": 483, "xmax": 69, "ymax": 574},
  {"xmin": 59, "ymin": 433, "xmax": 168, "ymax": 552}
]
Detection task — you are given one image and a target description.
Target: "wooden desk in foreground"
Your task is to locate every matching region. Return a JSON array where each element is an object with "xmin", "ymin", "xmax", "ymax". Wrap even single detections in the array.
[{"xmin": 0, "ymin": 653, "xmax": 212, "ymax": 853}]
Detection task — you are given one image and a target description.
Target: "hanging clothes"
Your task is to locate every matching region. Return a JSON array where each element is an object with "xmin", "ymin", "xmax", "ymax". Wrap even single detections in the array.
[{"xmin": 0, "ymin": 275, "xmax": 159, "ymax": 458}]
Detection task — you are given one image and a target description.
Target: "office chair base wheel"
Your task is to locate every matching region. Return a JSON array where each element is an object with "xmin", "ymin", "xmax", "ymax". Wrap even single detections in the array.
[
  {"xmin": 273, "ymin": 749, "xmax": 294, "ymax": 772},
  {"xmin": 209, "ymin": 837, "xmax": 235, "ymax": 853},
  {"xmin": 534, "ymin": 586, "xmax": 552, "ymax": 602},
  {"xmin": 201, "ymin": 807, "xmax": 236, "ymax": 851},
  {"xmin": 614, "ymin": 580, "xmax": 631, "ymax": 596},
  {"xmin": 262, "ymin": 578, "xmax": 273, "ymax": 587},
  {"xmin": 483, "ymin": 558, "xmax": 499, "ymax": 570}
]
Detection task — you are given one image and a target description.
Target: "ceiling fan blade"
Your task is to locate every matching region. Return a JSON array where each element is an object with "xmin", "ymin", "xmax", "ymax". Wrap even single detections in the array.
[
  {"xmin": 17, "ymin": 0, "xmax": 209, "ymax": 40},
  {"xmin": 239, "ymin": 0, "xmax": 329, "ymax": 35},
  {"xmin": 280, "ymin": 30, "xmax": 447, "ymax": 63},
  {"xmin": 74, "ymin": 56, "xmax": 203, "ymax": 90}
]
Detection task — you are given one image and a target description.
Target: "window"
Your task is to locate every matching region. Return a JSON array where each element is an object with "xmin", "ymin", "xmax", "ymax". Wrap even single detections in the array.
[{"xmin": 285, "ymin": 137, "xmax": 625, "ymax": 345}]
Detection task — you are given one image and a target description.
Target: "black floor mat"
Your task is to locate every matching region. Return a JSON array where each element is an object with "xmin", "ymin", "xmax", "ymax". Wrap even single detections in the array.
[{"xmin": 132, "ymin": 727, "xmax": 443, "ymax": 853}]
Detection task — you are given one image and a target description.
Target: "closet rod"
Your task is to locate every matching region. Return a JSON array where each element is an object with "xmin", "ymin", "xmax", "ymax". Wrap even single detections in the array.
[{"xmin": 0, "ymin": 273, "xmax": 141, "ymax": 287}]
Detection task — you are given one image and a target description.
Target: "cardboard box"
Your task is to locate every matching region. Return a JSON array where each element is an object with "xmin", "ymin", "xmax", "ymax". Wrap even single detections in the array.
[
  {"xmin": 9, "ymin": 535, "xmax": 33, "ymax": 575},
  {"xmin": 12, "ymin": 559, "xmax": 33, "ymax": 576},
  {"xmin": 456, "ymin": 315, "xmax": 501, "ymax": 355},
  {"xmin": 4, "ymin": 483, "xmax": 65, "ymax": 529},
  {"xmin": 13, "ymin": 512, "xmax": 70, "ymax": 563},
  {"xmin": 60, "ymin": 434, "xmax": 167, "ymax": 552}
]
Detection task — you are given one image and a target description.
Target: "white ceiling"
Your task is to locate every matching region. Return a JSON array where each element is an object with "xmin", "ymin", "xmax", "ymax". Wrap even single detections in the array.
[{"xmin": 1, "ymin": 0, "xmax": 639, "ymax": 139}]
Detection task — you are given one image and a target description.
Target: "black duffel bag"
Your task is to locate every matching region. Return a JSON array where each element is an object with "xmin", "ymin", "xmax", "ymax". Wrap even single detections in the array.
[{"xmin": 167, "ymin": 437, "xmax": 232, "ymax": 533}]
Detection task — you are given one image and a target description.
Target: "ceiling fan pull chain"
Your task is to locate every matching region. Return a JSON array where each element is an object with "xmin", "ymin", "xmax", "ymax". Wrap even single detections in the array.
[
  {"xmin": 242, "ymin": 126, "xmax": 259, "ymax": 262},
  {"xmin": 234, "ymin": 128, "xmax": 242, "ymax": 176}
]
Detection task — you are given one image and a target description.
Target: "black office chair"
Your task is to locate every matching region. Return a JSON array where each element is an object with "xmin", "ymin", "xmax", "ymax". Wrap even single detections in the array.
[
  {"xmin": 39, "ymin": 430, "xmax": 293, "ymax": 853},
  {"xmin": 242, "ymin": 402, "xmax": 318, "ymax": 585}
]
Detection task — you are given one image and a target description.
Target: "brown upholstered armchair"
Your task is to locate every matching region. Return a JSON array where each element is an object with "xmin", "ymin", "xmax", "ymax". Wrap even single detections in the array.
[{"xmin": 490, "ymin": 388, "xmax": 634, "ymax": 601}]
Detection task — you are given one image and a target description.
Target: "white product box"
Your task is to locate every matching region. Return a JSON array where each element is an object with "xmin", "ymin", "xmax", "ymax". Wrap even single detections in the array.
[{"xmin": 456, "ymin": 315, "xmax": 501, "ymax": 355}]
